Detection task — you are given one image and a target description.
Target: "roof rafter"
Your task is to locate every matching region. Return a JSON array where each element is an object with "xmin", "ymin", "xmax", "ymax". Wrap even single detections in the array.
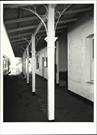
[
  {"xmin": 5, "ymin": 15, "xmax": 45, "ymax": 25},
  {"xmin": 4, "ymin": 4, "xmax": 30, "ymax": 8},
  {"xmin": 11, "ymin": 37, "xmax": 30, "ymax": 43},
  {"xmin": 9, "ymin": 18, "xmax": 77, "ymax": 39},
  {"xmin": 10, "ymin": 32, "xmax": 32, "ymax": 39},
  {"xmin": 9, "ymin": 18, "xmax": 77, "ymax": 45},
  {"xmin": 58, "ymin": 18, "xmax": 77, "ymax": 24},
  {"xmin": 12, "ymin": 40, "xmax": 27, "ymax": 46},
  {"xmin": 5, "ymin": 7, "xmax": 92, "ymax": 25},
  {"xmin": 11, "ymin": 25, "xmax": 67, "ymax": 44},
  {"xmin": 8, "ymin": 25, "xmax": 37, "ymax": 33},
  {"xmin": 65, "ymin": 7, "xmax": 92, "ymax": 14}
]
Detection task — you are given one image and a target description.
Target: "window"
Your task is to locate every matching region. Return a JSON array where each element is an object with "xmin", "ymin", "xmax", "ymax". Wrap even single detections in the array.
[
  {"xmin": 36, "ymin": 56, "xmax": 39, "ymax": 69},
  {"xmin": 90, "ymin": 38, "xmax": 94, "ymax": 81},
  {"xmin": 85, "ymin": 34, "xmax": 94, "ymax": 83},
  {"xmin": 44, "ymin": 57, "xmax": 48, "ymax": 67}
]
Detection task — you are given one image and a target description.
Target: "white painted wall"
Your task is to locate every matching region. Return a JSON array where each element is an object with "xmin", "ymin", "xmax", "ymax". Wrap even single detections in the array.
[
  {"xmin": 36, "ymin": 35, "xmax": 68, "ymax": 82},
  {"xmin": 35, "ymin": 11, "xmax": 94, "ymax": 102},
  {"xmin": 68, "ymin": 11, "xmax": 94, "ymax": 101},
  {"xmin": 36, "ymin": 47, "xmax": 48, "ymax": 79}
]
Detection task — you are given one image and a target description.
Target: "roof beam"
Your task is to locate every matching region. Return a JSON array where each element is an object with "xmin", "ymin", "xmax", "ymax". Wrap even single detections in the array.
[
  {"xmin": 65, "ymin": 7, "xmax": 92, "ymax": 14},
  {"xmin": 9, "ymin": 18, "xmax": 77, "ymax": 39},
  {"xmin": 9, "ymin": 32, "xmax": 32, "ymax": 39},
  {"xmin": 11, "ymin": 38, "xmax": 30, "ymax": 43},
  {"xmin": 12, "ymin": 40, "xmax": 27, "ymax": 46},
  {"xmin": 4, "ymin": 4, "xmax": 30, "ymax": 8},
  {"xmin": 11, "ymin": 26, "xmax": 67, "ymax": 46},
  {"xmin": 5, "ymin": 16, "xmax": 37, "ymax": 25},
  {"xmin": 57, "ymin": 25, "xmax": 67, "ymax": 30},
  {"xmin": 59, "ymin": 18, "xmax": 77, "ymax": 24},
  {"xmin": 8, "ymin": 25, "xmax": 37, "ymax": 33},
  {"xmin": 5, "ymin": 7, "xmax": 92, "ymax": 25},
  {"xmin": 5, "ymin": 15, "xmax": 45, "ymax": 25}
]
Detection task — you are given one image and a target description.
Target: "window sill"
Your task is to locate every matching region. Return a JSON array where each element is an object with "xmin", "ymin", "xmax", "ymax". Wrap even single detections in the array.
[{"xmin": 86, "ymin": 81, "xmax": 94, "ymax": 85}]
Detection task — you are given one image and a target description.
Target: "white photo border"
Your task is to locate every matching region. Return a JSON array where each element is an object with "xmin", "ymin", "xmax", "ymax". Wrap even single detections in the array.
[{"xmin": 0, "ymin": 0, "xmax": 97, "ymax": 134}]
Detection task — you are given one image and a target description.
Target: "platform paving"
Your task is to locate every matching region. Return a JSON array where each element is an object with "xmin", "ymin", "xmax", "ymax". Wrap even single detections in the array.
[{"xmin": 3, "ymin": 74, "xmax": 93, "ymax": 122}]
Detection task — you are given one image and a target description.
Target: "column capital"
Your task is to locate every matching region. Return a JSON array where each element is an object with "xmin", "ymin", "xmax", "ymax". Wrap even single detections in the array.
[
  {"xmin": 45, "ymin": 36, "xmax": 57, "ymax": 42},
  {"xmin": 32, "ymin": 52, "xmax": 36, "ymax": 58},
  {"xmin": 31, "ymin": 50, "xmax": 36, "ymax": 54},
  {"xmin": 32, "ymin": 53, "xmax": 36, "ymax": 57}
]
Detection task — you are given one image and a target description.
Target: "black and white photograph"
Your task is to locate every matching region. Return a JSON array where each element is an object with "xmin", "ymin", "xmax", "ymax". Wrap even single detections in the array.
[{"xmin": 0, "ymin": 0, "xmax": 97, "ymax": 134}]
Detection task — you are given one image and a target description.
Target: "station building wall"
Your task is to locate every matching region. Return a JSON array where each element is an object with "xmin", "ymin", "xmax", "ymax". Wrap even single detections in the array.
[
  {"xmin": 68, "ymin": 11, "xmax": 94, "ymax": 101},
  {"xmin": 36, "ymin": 32, "xmax": 68, "ymax": 81},
  {"xmin": 35, "ymin": 11, "xmax": 94, "ymax": 102},
  {"xmin": 36, "ymin": 47, "xmax": 48, "ymax": 79}
]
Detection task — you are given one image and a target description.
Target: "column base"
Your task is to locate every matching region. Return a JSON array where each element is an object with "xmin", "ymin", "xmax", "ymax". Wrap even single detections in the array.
[
  {"xmin": 32, "ymin": 92, "xmax": 36, "ymax": 96},
  {"xmin": 48, "ymin": 120, "xmax": 55, "ymax": 122}
]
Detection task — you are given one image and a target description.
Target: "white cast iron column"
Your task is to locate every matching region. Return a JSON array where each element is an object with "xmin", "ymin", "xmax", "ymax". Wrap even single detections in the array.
[
  {"xmin": 31, "ymin": 35, "xmax": 36, "ymax": 94},
  {"xmin": 26, "ymin": 46, "xmax": 29, "ymax": 83},
  {"xmin": 22, "ymin": 54, "xmax": 25, "ymax": 75},
  {"xmin": 46, "ymin": 4, "xmax": 57, "ymax": 121},
  {"xmin": 23, "ymin": 51, "xmax": 26, "ymax": 78}
]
